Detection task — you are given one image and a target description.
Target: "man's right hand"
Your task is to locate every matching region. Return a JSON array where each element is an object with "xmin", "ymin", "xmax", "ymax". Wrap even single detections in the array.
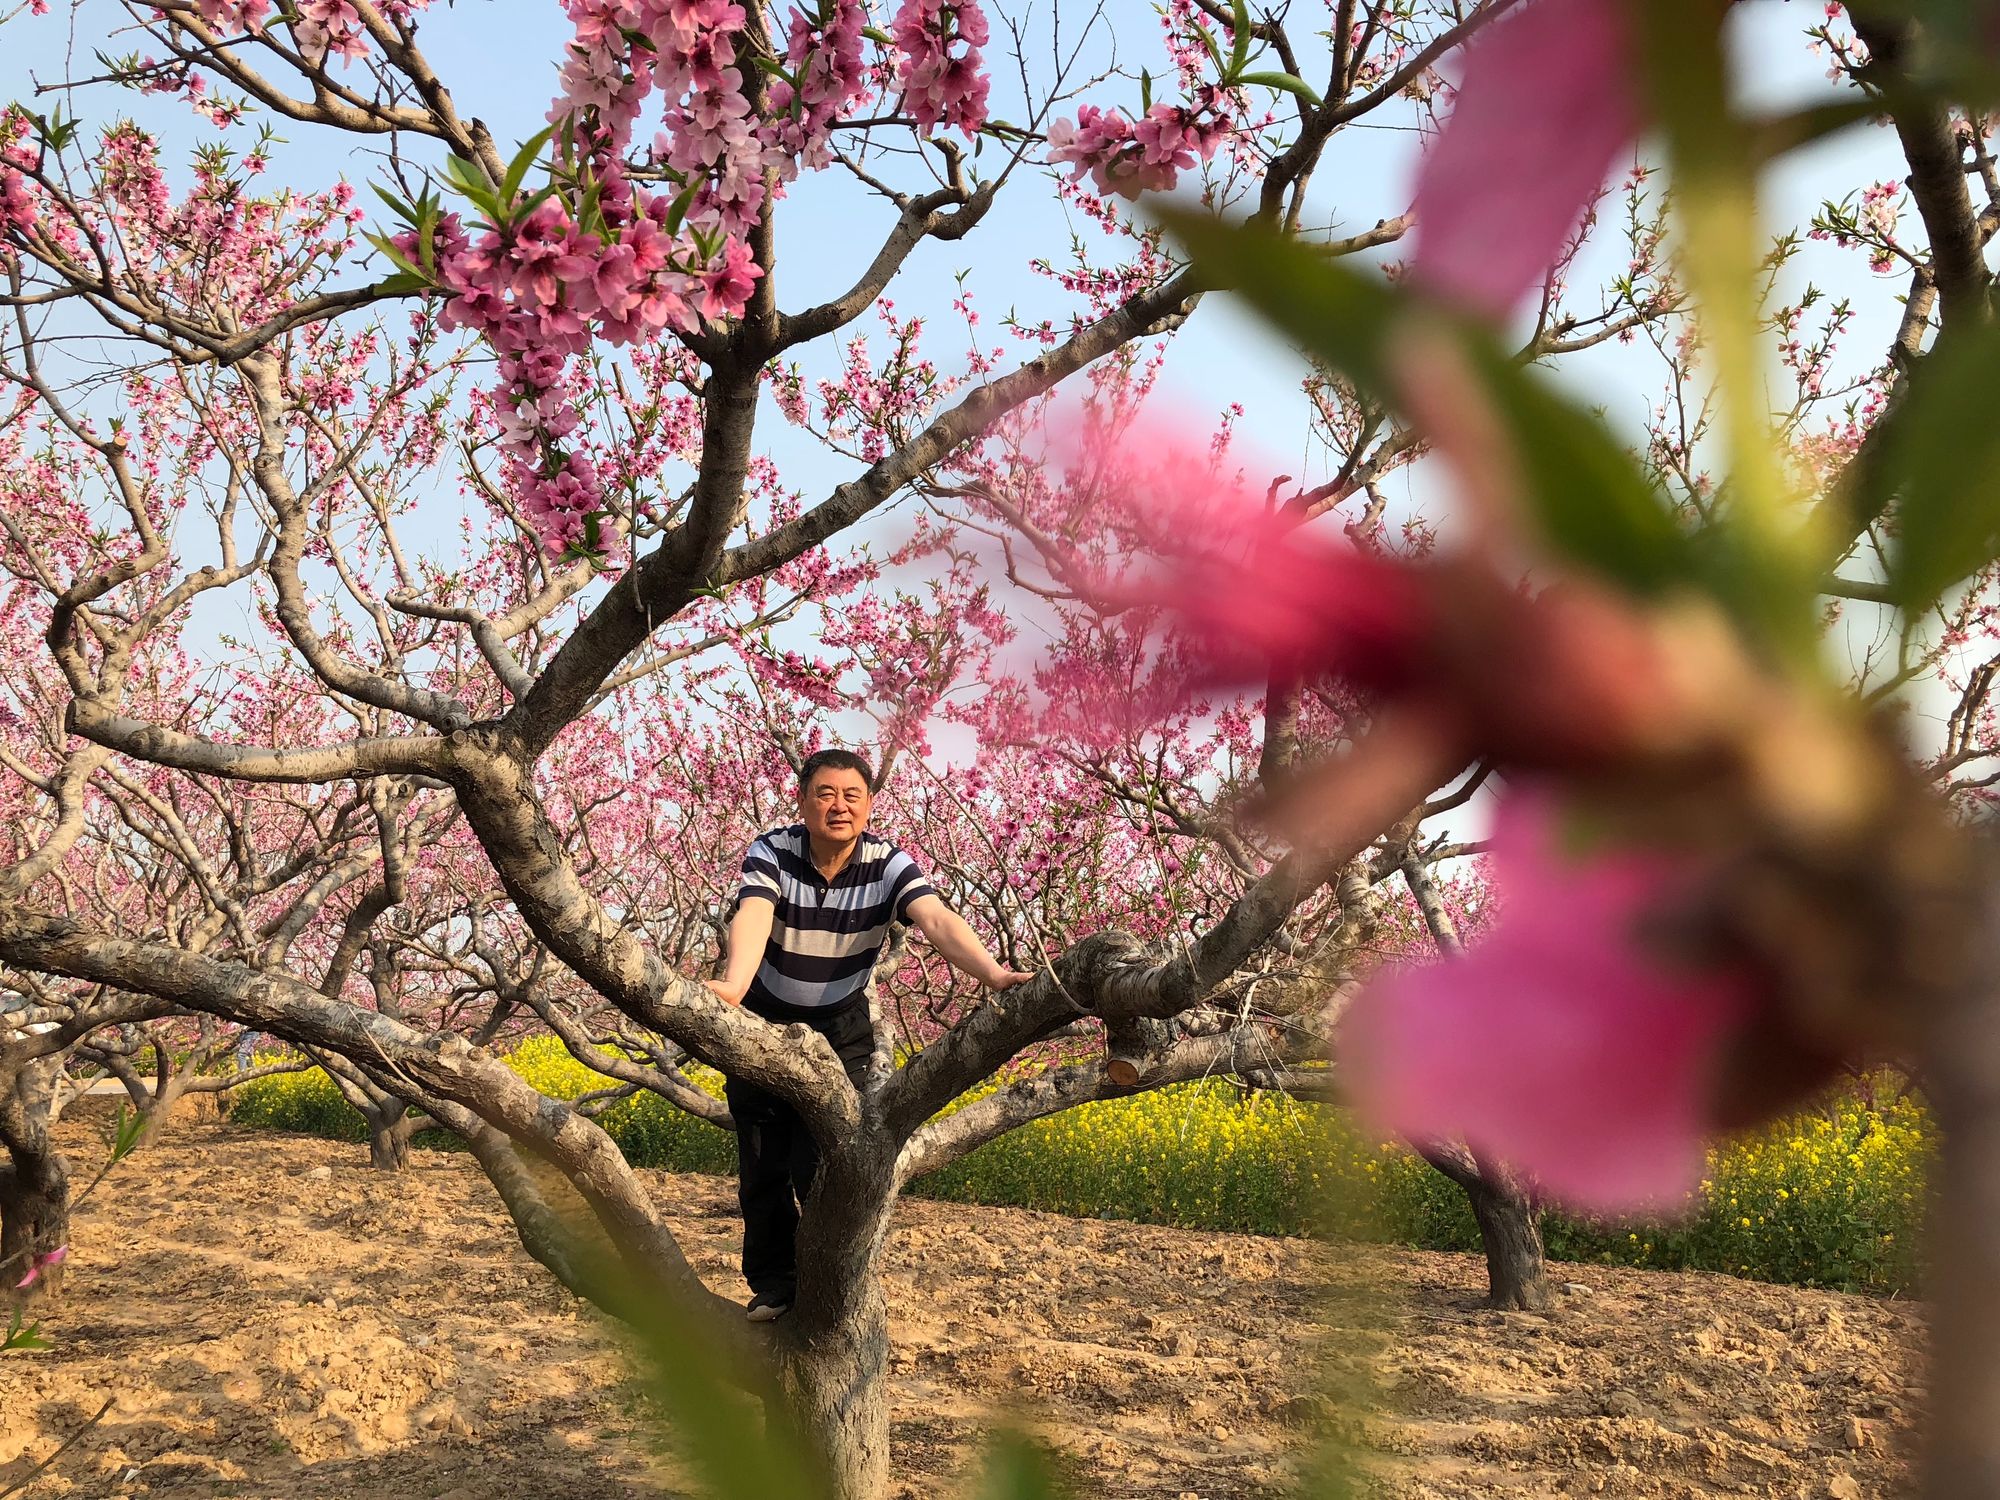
[{"xmin": 703, "ymin": 979, "xmax": 746, "ymax": 1007}]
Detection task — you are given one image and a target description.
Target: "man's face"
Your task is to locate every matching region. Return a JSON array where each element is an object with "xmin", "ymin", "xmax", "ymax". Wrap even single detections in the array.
[{"xmin": 800, "ymin": 766, "xmax": 872, "ymax": 846}]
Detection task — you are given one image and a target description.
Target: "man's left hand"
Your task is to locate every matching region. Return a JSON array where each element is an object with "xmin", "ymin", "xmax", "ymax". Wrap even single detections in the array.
[{"xmin": 986, "ymin": 968, "xmax": 1036, "ymax": 990}]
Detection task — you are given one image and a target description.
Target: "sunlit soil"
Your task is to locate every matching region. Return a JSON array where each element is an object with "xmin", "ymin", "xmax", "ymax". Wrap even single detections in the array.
[{"xmin": 0, "ymin": 1114, "xmax": 1921, "ymax": 1498}]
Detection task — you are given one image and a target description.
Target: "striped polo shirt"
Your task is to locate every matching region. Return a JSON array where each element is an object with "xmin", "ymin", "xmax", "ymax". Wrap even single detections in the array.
[{"xmin": 736, "ymin": 825, "xmax": 938, "ymax": 1019}]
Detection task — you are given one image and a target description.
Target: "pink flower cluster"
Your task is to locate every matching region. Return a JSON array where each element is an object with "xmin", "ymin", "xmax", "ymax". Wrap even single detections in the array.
[
  {"xmin": 766, "ymin": 0, "xmax": 870, "ymax": 169},
  {"xmin": 398, "ymin": 0, "xmax": 844, "ymax": 552},
  {"xmin": 403, "ymin": 183, "xmax": 768, "ymax": 553},
  {"xmin": 1858, "ymin": 181, "xmax": 1900, "ymax": 237},
  {"xmin": 551, "ymin": 0, "xmax": 767, "ymax": 236},
  {"xmin": 0, "ymin": 112, "xmax": 42, "ymax": 238},
  {"xmin": 1033, "ymin": 401, "xmax": 1859, "ymax": 1213},
  {"xmin": 891, "ymin": 0, "xmax": 990, "ymax": 136},
  {"xmin": 294, "ymin": 0, "xmax": 371, "ymax": 63},
  {"xmin": 1046, "ymin": 100, "xmax": 1228, "ymax": 198},
  {"xmin": 193, "ymin": 0, "xmax": 433, "ymax": 62},
  {"xmin": 1807, "ymin": 179, "xmax": 1905, "ymax": 274},
  {"xmin": 88, "ymin": 121, "xmax": 359, "ymax": 336},
  {"xmin": 402, "ymin": 0, "xmax": 999, "ymax": 554},
  {"xmin": 134, "ymin": 59, "xmax": 245, "ymax": 126},
  {"xmin": 195, "ymin": 0, "xmax": 271, "ymax": 30}
]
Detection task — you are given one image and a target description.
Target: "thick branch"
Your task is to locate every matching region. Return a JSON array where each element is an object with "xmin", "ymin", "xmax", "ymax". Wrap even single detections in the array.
[{"xmin": 1852, "ymin": 15, "xmax": 1991, "ymax": 331}]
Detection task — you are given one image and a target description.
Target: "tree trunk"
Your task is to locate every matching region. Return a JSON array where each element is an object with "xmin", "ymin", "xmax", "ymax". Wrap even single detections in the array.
[
  {"xmin": 365, "ymin": 1105, "xmax": 419, "ymax": 1171},
  {"xmin": 133, "ymin": 1071, "xmax": 193, "ymax": 1148},
  {"xmin": 1918, "ymin": 956, "xmax": 2000, "ymax": 1498},
  {"xmin": 1461, "ymin": 1158, "xmax": 1551, "ymax": 1311},
  {"xmin": 776, "ymin": 1281, "xmax": 892, "ymax": 1500},
  {"xmin": 319, "ymin": 1056, "xmax": 418, "ymax": 1172},
  {"xmin": 1418, "ymin": 1142, "xmax": 1551, "ymax": 1311},
  {"xmin": 1, "ymin": 1061, "xmax": 71, "ymax": 1307},
  {"xmin": 778, "ymin": 1141, "xmax": 898, "ymax": 1500},
  {"xmin": 1396, "ymin": 860, "xmax": 1552, "ymax": 1310}
]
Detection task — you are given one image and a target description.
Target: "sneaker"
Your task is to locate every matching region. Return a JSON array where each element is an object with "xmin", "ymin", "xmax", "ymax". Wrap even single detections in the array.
[{"xmin": 746, "ymin": 1292, "xmax": 792, "ymax": 1323}]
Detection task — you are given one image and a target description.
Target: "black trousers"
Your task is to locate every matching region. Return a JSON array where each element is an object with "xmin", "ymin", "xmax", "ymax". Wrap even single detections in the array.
[{"xmin": 724, "ymin": 1001, "xmax": 875, "ymax": 1301}]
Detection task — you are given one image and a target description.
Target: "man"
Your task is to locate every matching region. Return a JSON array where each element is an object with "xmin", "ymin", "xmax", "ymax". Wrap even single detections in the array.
[{"xmin": 704, "ymin": 748, "xmax": 1032, "ymax": 1322}]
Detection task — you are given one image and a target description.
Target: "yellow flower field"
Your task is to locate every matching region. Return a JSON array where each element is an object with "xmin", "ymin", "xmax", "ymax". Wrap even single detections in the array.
[{"xmin": 230, "ymin": 1045, "xmax": 1931, "ymax": 1294}]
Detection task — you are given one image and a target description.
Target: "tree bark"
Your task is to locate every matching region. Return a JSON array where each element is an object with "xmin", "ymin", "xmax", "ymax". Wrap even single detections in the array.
[
  {"xmin": 0, "ymin": 1059, "xmax": 71, "ymax": 1306},
  {"xmin": 775, "ymin": 1283, "xmax": 892, "ymax": 1500},
  {"xmin": 134, "ymin": 1070, "xmax": 193, "ymax": 1148},
  {"xmin": 365, "ymin": 1104, "xmax": 420, "ymax": 1171},
  {"xmin": 319, "ymin": 1053, "xmax": 422, "ymax": 1171},
  {"xmin": 774, "ymin": 1140, "xmax": 900, "ymax": 1500},
  {"xmin": 1461, "ymin": 1158, "xmax": 1550, "ymax": 1312},
  {"xmin": 1417, "ymin": 1142, "xmax": 1551, "ymax": 1311},
  {"xmin": 1918, "ymin": 939, "xmax": 2000, "ymax": 1498}
]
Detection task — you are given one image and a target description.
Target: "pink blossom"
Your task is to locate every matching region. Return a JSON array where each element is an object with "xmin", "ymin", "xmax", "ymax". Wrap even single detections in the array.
[
  {"xmin": 892, "ymin": 0, "xmax": 991, "ymax": 136},
  {"xmin": 1410, "ymin": 0, "xmax": 1639, "ymax": 318},
  {"xmin": 294, "ymin": 0, "xmax": 371, "ymax": 63},
  {"xmin": 14, "ymin": 1244, "xmax": 68, "ymax": 1289},
  {"xmin": 1047, "ymin": 100, "xmax": 1226, "ymax": 199},
  {"xmin": 0, "ymin": 114, "xmax": 41, "ymax": 238},
  {"xmin": 1128, "ymin": 500, "xmax": 1432, "ymax": 693},
  {"xmin": 196, "ymin": 0, "xmax": 271, "ymax": 29},
  {"xmin": 1342, "ymin": 795, "xmax": 1754, "ymax": 1214},
  {"xmin": 765, "ymin": 0, "xmax": 869, "ymax": 167},
  {"xmin": 693, "ymin": 235, "xmax": 761, "ymax": 321}
]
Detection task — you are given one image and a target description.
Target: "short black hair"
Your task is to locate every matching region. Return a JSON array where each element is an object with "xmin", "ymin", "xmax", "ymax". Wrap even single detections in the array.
[{"xmin": 798, "ymin": 748, "xmax": 876, "ymax": 795}]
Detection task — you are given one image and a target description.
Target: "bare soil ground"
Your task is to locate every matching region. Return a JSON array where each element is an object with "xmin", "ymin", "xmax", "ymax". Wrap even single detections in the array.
[{"xmin": 1, "ymin": 1116, "xmax": 1923, "ymax": 1499}]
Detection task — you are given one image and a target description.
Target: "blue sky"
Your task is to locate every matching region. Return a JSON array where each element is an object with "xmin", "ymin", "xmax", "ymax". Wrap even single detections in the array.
[{"xmin": 1, "ymin": 1, "xmax": 1927, "ymax": 731}]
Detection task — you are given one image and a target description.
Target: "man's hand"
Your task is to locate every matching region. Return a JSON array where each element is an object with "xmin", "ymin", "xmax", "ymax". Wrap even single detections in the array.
[
  {"xmin": 985, "ymin": 967, "xmax": 1036, "ymax": 991},
  {"xmin": 703, "ymin": 978, "xmax": 746, "ymax": 1007}
]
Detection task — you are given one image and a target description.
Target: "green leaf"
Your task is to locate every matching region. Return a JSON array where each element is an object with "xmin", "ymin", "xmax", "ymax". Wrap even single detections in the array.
[
  {"xmin": 1748, "ymin": 99, "xmax": 1877, "ymax": 163},
  {"xmin": 412, "ymin": 192, "xmax": 441, "ymax": 273},
  {"xmin": 1631, "ymin": 0, "xmax": 1819, "ymax": 661},
  {"xmin": 35, "ymin": 107, "xmax": 77, "ymax": 154},
  {"xmin": 3, "ymin": 1308, "xmax": 49, "ymax": 1353},
  {"xmin": 440, "ymin": 153, "xmax": 486, "ymax": 195},
  {"xmin": 363, "ymin": 230, "xmax": 431, "ymax": 285},
  {"xmin": 1236, "ymin": 70, "xmax": 1322, "ymax": 107},
  {"xmin": 1228, "ymin": 0, "xmax": 1253, "ymax": 74},
  {"xmin": 515, "ymin": 182, "xmax": 561, "ymax": 222},
  {"xmin": 1191, "ymin": 18, "xmax": 1224, "ymax": 70},
  {"xmin": 442, "ymin": 153, "xmax": 504, "ymax": 223},
  {"xmin": 111, "ymin": 1101, "xmax": 144, "ymax": 1161},
  {"xmin": 1873, "ymin": 323, "xmax": 2000, "ymax": 611},
  {"xmin": 372, "ymin": 270, "xmax": 435, "ymax": 296},
  {"xmin": 971, "ymin": 1430, "xmax": 1069, "ymax": 1500},
  {"xmin": 586, "ymin": 1269, "xmax": 829, "ymax": 1499},
  {"xmin": 663, "ymin": 177, "xmax": 704, "ymax": 237},
  {"xmin": 1159, "ymin": 209, "xmax": 1704, "ymax": 600},
  {"xmin": 500, "ymin": 125, "xmax": 555, "ymax": 211},
  {"xmin": 370, "ymin": 181, "xmax": 417, "ymax": 224}
]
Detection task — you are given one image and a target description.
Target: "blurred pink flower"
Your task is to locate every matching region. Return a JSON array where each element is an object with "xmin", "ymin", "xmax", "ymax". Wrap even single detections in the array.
[
  {"xmin": 1151, "ymin": 512, "xmax": 1432, "ymax": 693},
  {"xmin": 14, "ymin": 1244, "xmax": 67, "ymax": 1289},
  {"xmin": 1047, "ymin": 411, "xmax": 1432, "ymax": 692},
  {"xmin": 1342, "ymin": 794, "xmax": 1754, "ymax": 1214},
  {"xmin": 1411, "ymin": 0, "xmax": 1639, "ymax": 317},
  {"xmin": 1054, "ymin": 404, "xmax": 1719, "ymax": 773}
]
